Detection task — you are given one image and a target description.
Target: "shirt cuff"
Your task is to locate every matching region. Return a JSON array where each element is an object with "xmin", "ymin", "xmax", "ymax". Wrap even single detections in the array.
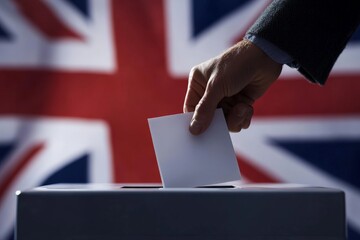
[{"xmin": 245, "ymin": 33, "xmax": 295, "ymax": 66}]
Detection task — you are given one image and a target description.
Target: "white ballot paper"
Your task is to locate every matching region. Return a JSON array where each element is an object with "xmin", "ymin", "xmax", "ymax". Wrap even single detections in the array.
[{"xmin": 148, "ymin": 109, "xmax": 241, "ymax": 188}]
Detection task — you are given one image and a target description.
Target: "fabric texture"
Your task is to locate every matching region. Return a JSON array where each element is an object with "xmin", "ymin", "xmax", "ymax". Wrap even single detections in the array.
[{"xmin": 247, "ymin": 0, "xmax": 360, "ymax": 84}]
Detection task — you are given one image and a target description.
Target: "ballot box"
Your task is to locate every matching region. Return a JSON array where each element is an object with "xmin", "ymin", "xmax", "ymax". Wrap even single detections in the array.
[{"xmin": 16, "ymin": 183, "xmax": 346, "ymax": 240}]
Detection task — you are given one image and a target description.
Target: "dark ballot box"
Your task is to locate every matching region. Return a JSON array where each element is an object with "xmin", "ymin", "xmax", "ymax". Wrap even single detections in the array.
[{"xmin": 16, "ymin": 183, "xmax": 346, "ymax": 240}]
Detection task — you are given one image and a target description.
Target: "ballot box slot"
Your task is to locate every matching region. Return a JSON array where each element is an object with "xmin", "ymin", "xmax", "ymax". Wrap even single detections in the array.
[
  {"xmin": 120, "ymin": 185, "xmax": 235, "ymax": 189},
  {"xmin": 196, "ymin": 185, "xmax": 235, "ymax": 188}
]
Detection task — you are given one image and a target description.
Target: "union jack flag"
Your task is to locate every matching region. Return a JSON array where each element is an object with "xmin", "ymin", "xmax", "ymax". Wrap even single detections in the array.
[{"xmin": 0, "ymin": 0, "xmax": 359, "ymax": 239}]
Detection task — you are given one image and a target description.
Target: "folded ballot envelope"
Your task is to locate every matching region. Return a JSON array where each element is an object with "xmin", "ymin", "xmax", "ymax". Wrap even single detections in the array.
[{"xmin": 16, "ymin": 183, "xmax": 346, "ymax": 240}]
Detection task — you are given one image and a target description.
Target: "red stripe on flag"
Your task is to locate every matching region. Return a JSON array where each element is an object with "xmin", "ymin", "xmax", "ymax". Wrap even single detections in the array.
[
  {"xmin": 0, "ymin": 143, "xmax": 44, "ymax": 202},
  {"xmin": 237, "ymin": 155, "xmax": 279, "ymax": 183},
  {"xmin": 254, "ymin": 75, "xmax": 360, "ymax": 117},
  {"xmin": 13, "ymin": 0, "xmax": 83, "ymax": 40}
]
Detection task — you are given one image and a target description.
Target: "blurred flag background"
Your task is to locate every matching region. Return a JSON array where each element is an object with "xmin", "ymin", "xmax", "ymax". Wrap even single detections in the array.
[{"xmin": 0, "ymin": 0, "xmax": 359, "ymax": 239}]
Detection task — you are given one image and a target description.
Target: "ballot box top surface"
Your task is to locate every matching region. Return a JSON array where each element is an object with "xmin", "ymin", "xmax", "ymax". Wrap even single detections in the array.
[{"xmin": 19, "ymin": 182, "xmax": 344, "ymax": 193}]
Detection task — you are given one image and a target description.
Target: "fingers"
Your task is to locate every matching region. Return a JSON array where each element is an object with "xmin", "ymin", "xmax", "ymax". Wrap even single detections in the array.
[
  {"xmin": 184, "ymin": 39, "xmax": 283, "ymax": 135},
  {"xmin": 189, "ymin": 80, "xmax": 223, "ymax": 135},
  {"xmin": 184, "ymin": 66, "xmax": 224, "ymax": 135},
  {"xmin": 226, "ymin": 102, "xmax": 253, "ymax": 132},
  {"xmin": 184, "ymin": 66, "xmax": 255, "ymax": 135},
  {"xmin": 183, "ymin": 67, "xmax": 207, "ymax": 113}
]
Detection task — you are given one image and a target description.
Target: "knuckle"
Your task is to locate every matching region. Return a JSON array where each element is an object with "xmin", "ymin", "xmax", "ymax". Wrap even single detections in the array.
[{"xmin": 189, "ymin": 66, "xmax": 202, "ymax": 81}]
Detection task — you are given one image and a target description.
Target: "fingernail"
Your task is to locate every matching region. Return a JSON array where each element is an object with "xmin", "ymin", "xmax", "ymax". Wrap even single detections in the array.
[{"xmin": 190, "ymin": 119, "xmax": 203, "ymax": 135}]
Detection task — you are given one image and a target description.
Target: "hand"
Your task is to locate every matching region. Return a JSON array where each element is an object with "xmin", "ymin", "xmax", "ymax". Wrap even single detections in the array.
[{"xmin": 183, "ymin": 39, "xmax": 282, "ymax": 135}]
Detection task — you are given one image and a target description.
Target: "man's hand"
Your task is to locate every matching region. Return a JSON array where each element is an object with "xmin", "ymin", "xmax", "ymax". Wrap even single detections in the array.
[{"xmin": 184, "ymin": 40, "xmax": 282, "ymax": 135}]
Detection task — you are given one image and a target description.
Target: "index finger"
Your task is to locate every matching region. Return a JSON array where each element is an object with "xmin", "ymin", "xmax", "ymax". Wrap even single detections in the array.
[{"xmin": 183, "ymin": 68, "xmax": 207, "ymax": 113}]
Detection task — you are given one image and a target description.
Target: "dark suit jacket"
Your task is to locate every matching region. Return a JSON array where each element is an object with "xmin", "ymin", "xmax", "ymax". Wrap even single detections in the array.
[{"xmin": 247, "ymin": 0, "xmax": 360, "ymax": 84}]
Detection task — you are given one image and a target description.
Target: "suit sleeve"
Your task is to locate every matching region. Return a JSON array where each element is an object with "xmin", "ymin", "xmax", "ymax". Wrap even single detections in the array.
[{"xmin": 246, "ymin": 0, "xmax": 360, "ymax": 84}]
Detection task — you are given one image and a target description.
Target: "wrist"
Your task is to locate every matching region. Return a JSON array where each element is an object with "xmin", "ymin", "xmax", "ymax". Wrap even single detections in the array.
[{"xmin": 244, "ymin": 34, "xmax": 293, "ymax": 65}]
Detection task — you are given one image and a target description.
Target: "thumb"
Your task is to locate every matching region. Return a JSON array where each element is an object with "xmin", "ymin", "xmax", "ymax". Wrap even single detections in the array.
[{"xmin": 189, "ymin": 81, "xmax": 222, "ymax": 135}]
